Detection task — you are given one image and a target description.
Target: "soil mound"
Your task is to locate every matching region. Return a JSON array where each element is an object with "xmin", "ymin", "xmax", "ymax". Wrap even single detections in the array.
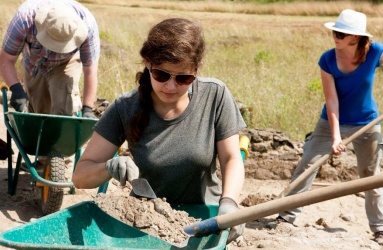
[{"xmin": 94, "ymin": 186, "xmax": 200, "ymax": 246}]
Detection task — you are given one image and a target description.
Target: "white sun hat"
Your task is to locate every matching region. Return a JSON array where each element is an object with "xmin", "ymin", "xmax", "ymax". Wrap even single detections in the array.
[
  {"xmin": 35, "ymin": 3, "xmax": 89, "ymax": 53},
  {"xmin": 324, "ymin": 9, "xmax": 372, "ymax": 38}
]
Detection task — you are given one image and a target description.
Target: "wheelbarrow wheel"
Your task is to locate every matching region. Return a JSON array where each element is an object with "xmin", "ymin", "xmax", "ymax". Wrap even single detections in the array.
[{"xmin": 40, "ymin": 152, "xmax": 65, "ymax": 215}]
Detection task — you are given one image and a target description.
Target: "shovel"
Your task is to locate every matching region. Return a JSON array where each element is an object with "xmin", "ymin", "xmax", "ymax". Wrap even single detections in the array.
[
  {"xmin": 184, "ymin": 173, "xmax": 383, "ymax": 238},
  {"xmin": 131, "ymin": 178, "xmax": 157, "ymax": 199},
  {"xmin": 278, "ymin": 113, "xmax": 383, "ymax": 198}
]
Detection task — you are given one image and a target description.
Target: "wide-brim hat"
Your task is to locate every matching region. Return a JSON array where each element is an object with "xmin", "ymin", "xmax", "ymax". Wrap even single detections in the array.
[
  {"xmin": 324, "ymin": 9, "xmax": 372, "ymax": 38},
  {"xmin": 35, "ymin": 3, "xmax": 88, "ymax": 53}
]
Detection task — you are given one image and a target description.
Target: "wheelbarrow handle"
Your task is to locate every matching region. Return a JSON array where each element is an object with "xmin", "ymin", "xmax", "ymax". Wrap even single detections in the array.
[
  {"xmin": 0, "ymin": 84, "xmax": 9, "ymax": 91},
  {"xmin": 1, "ymin": 84, "xmax": 10, "ymax": 112},
  {"xmin": 33, "ymin": 170, "xmax": 74, "ymax": 188},
  {"xmin": 239, "ymin": 135, "xmax": 250, "ymax": 161}
]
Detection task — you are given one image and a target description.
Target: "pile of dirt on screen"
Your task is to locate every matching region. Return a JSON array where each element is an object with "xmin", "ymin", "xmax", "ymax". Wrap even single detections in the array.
[{"xmin": 93, "ymin": 184, "xmax": 200, "ymax": 246}]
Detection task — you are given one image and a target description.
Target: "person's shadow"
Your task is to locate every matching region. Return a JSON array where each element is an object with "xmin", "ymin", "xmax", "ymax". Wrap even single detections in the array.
[{"xmin": 0, "ymin": 166, "xmax": 43, "ymax": 225}]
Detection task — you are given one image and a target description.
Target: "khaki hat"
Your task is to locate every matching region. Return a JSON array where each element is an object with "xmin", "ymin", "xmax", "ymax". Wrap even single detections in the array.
[
  {"xmin": 324, "ymin": 9, "xmax": 372, "ymax": 38},
  {"xmin": 35, "ymin": 3, "xmax": 88, "ymax": 53}
]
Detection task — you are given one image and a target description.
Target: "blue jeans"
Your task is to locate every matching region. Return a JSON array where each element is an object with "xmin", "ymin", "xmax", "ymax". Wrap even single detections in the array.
[{"xmin": 279, "ymin": 118, "xmax": 383, "ymax": 232}]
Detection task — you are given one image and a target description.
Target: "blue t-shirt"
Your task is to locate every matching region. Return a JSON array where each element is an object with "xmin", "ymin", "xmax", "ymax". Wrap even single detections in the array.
[{"xmin": 318, "ymin": 42, "xmax": 383, "ymax": 125}]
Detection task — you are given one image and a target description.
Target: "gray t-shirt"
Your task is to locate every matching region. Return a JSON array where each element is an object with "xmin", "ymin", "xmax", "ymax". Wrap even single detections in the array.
[{"xmin": 95, "ymin": 77, "xmax": 246, "ymax": 204}]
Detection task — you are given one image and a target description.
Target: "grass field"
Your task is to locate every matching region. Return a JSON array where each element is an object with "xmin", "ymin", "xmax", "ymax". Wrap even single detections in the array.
[{"xmin": 1, "ymin": 0, "xmax": 383, "ymax": 140}]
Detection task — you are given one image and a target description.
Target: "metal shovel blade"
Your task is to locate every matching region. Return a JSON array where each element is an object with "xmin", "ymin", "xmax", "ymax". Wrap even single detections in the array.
[{"xmin": 131, "ymin": 178, "xmax": 157, "ymax": 199}]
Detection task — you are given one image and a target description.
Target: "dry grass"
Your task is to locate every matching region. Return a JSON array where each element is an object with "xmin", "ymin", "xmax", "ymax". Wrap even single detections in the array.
[
  {"xmin": 2, "ymin": 0, "xmax": 383, "ymax": 140},
  {"xmin": 83, "ymin": 0, "xmax": 383, "ymax": 17}
]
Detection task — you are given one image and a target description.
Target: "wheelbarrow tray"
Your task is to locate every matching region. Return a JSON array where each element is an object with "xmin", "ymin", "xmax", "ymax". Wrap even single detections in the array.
[
  {"xmin": 0, "ymin": 201, "xmax": 228, "ymax": 250},
  {"xmin": 6, "ymin": 111, "xmax": 97, "ymax": 157}
]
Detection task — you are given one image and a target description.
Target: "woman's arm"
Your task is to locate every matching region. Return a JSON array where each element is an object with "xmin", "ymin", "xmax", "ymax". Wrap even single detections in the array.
[
  {"xmin": 72, "ymin": 131, "xmax": 119, "ymax": 188},
  {"xmin": 380, "ymin": 52, "xmax": 383, "ymax": 68},
  {"xmin": 320, "ymin": 68, "xmax": 344, "ymax": 154},
  {"xmin": 217, "ymin": 133, "xmax": 244, "ymax": 202}
]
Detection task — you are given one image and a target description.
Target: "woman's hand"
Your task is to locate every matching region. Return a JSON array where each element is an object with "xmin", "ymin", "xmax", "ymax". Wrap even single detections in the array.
[
  {"xmin": 105, "ymin": 156, "xmax": 139, "ymax": 186},
  {"xmin": 218, "ymin": 197, "xmax": 245, "ymax": 244},
  {"xmin": 332, "ymin": 138, "xmax": 345, "ymax": 155}
]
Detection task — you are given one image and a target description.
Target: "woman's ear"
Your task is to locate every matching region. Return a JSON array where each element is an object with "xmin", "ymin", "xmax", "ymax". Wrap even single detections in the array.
[
  {"xmin": 349, "ymin": 35, "xmax": 360, "ymax": 46},
  {"xmin": 144, "ymin": 60, "xmax": 150, "ymax": 70}
]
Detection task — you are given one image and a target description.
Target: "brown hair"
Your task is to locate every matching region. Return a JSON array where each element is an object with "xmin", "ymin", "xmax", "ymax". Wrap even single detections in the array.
[
  {"xmin": 355, "ymin": 36, "xmax": 372, "ymax": 65},
  {"xmin": 129, "ymin": 18, "xmax": 205, "ymax": 142}
]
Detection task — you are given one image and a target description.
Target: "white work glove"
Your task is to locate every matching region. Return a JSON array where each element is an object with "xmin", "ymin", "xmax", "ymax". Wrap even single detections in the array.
[
  {"xmin": 105, "ymin": 156, "xmax": 139, "ymax": 186},
  {"xmin": 218, "ymin": 197, "xmax": 245, "ymax": 244}
]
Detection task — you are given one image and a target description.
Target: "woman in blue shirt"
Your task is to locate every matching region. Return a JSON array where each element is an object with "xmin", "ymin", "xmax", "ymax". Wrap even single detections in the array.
[{"xmin": 277, "ymin": 9, "xmax": 383, "ymax": 244}]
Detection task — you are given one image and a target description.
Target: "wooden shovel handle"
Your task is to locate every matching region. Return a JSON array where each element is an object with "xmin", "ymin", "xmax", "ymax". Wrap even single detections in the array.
[
  {"xmin": 185, "ymin": 172, "xmax": 383, "ymax": 237},
  {"xmin": 217, "ymin": 173, "xmax": 383, "ymax": 230},
  {"xmin": 278, "ymin": 113, "xmax": 383, "ymax": 198}
]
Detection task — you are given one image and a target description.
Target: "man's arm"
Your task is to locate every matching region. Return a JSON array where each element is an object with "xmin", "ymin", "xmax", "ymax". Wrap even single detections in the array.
[
  {"xmin": 0, "ymin": 49, "xmax": 29, "ymax": 112},
  {"xmin": 0, "ymin": 49, "xmax": 20, "ymax": 87},
  {"xmin": 82, "ymin": 63, "xmax": 98, "ymax": 108}
]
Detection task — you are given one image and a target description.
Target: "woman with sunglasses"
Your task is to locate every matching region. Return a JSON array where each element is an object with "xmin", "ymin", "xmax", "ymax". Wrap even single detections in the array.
[
  {"xmin": 277, "ymin": 9, "xmax": 383, "ymax": 244},
  {"xmin": 72, "ymin": 18, "xmax": 246, "ymax": 244}
]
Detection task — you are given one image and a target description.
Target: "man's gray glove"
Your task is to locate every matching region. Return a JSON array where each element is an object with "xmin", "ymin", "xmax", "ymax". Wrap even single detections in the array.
[
  {"xmin": 218, "ymin": 197, "xmax": 245, "ymax": 244},
  {"xmin": 10, "ymin": 83, "xmax": 29, "ymax": 112},
  {"xmin": 82, "ymin": 106, "xmax": 97, "ymax": 119},
  {"xmin": 105, "ymin": 156, "xmax": 139, "ymax": 186}
]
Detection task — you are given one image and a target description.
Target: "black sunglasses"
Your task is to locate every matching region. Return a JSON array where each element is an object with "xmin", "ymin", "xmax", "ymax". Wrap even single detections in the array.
[
  {"xmin": 332, "ymin": 30, "xmax": 350, "ymax": 40},
  {"xmin": 149, "ymin": 64, "xmax": 196, "ymax": 85}
]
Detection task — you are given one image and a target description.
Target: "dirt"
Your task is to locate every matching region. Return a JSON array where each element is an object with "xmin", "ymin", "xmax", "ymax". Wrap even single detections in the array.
[
  {"xmin": 94, "ymin": 185, "xmax": 200, "ymax": 246},
  {"xmin": 1, "ymin": 100, "xmax": 383, "ymax": 250}
]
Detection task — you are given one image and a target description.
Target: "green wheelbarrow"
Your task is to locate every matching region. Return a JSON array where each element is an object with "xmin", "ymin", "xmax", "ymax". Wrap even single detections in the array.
[
  {"xmin": 0, "ymin": 132, "xmax": 250, "ymax": 249},
  {"xmin": 1, "ymin": 84, "xmax": 98, "ymax": 215},
  {"xmin": 0, "ymin": 201, "xmax": 228, "ymax": 250}
]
